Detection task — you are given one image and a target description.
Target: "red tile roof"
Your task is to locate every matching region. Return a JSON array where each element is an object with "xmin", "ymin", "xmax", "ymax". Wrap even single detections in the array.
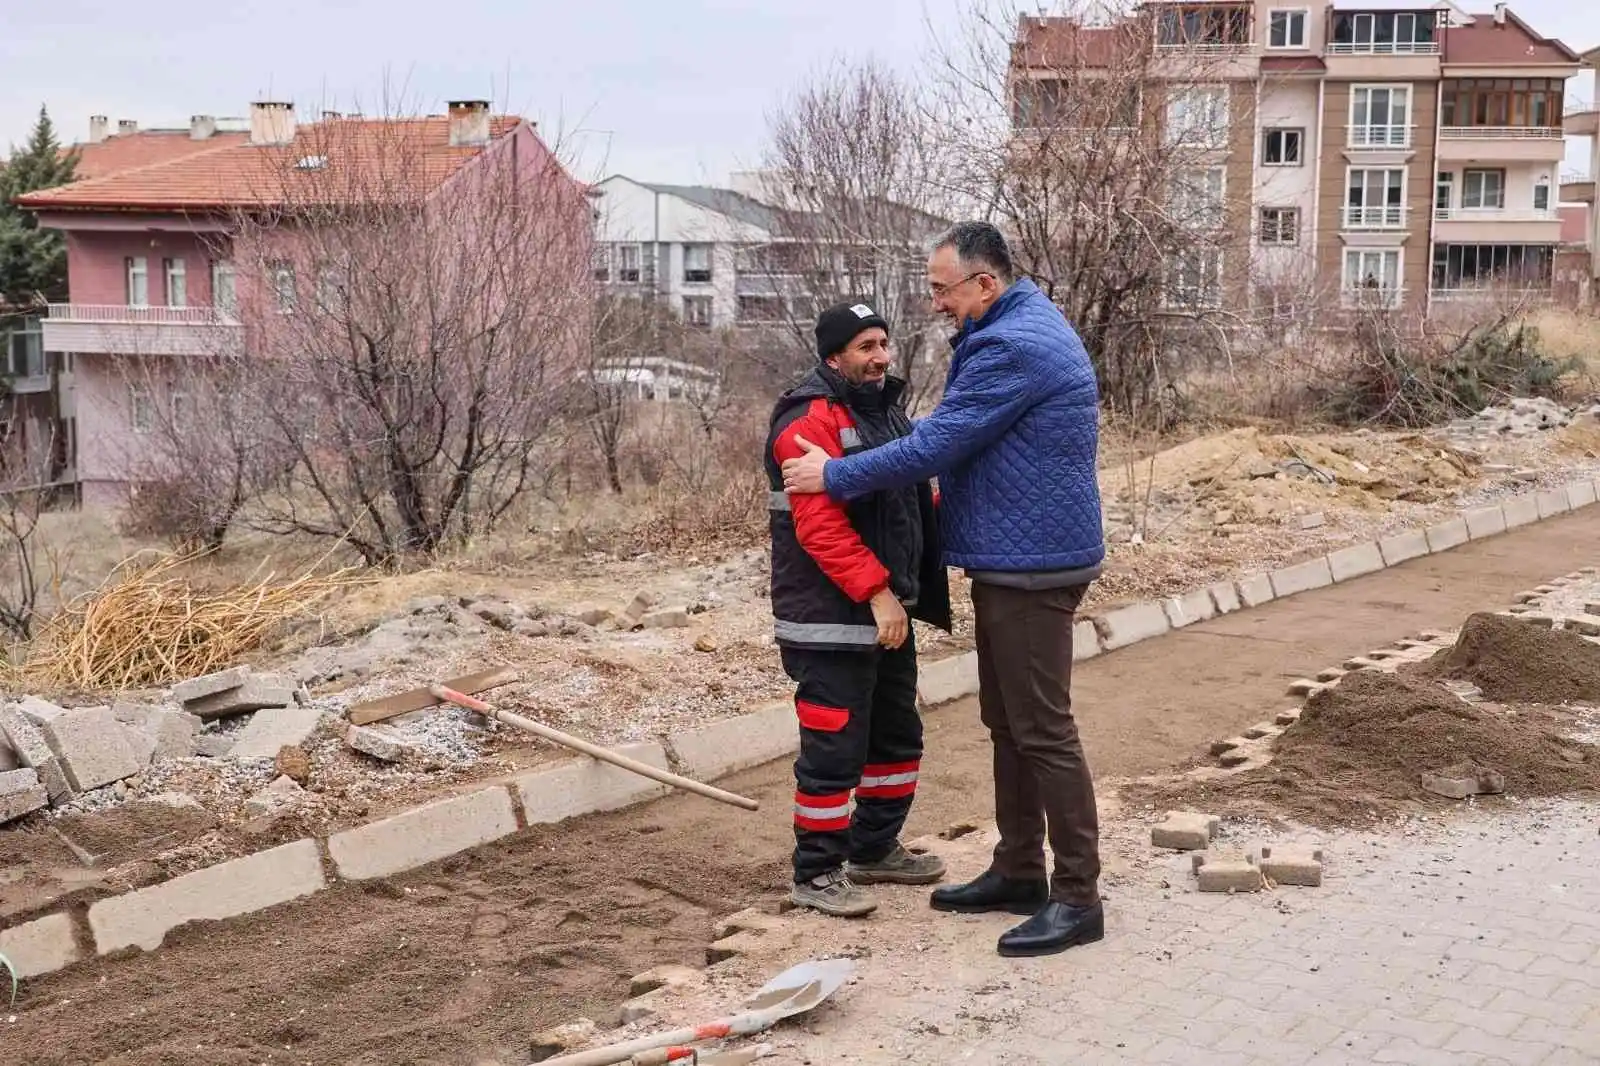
[
  {"xmin": 19, "ymin": 115, "xmax": 524, "ymax": 212},
  {"xmin": 1444, "ymin": 11, "xmax": 1581, "ymax": 65},
  {"xmin": 67, "ymin": 130, "xmax": 251, "ymax": 180}
]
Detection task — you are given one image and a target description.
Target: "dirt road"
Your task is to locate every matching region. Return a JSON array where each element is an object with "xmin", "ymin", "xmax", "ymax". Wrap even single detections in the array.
[{"xmin": 11, "ymin": 509, "xmax": 1598, "ymax": 1066}]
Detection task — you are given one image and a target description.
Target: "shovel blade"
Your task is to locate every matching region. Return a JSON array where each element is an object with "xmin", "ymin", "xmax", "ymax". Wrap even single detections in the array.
[{"xmin": 740, "ymin": 957, "xmax": 854, "ymax": 1016}]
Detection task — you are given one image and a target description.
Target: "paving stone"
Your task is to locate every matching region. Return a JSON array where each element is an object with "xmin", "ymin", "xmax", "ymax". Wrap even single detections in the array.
[
  {"xmin": 1316, "ymin": 667, "xmax": 1348, "ymax": 682},
  {"xmin": 1217, "ymin": 748, "xmax": 1259, "ymax": 768},
  {"xmin": 1535, "ymin": 488, "xmax": 1572, "ymax": 520},
  {"xmin": 184, "ymin": 676, "xmax": 296, "ymax": 720},
  {"xmin": 1208, "ymin": 581, "xmax": 1242, "ymax": 614},
  {"xmin": 1162, "ymin": 587, "xmax": 1218, "ymax": 629},
  {"xmin": 227, "ymin": 705, "xmax": 325, "ymax": 760},
  {"xmin": 1071, "ymin": 619, "xmax": 1101, "ymax": 662},
  {"xmin": 0, "ymin": 767, "xmax": 48, "ymax": 822},
  {"xmin": 1151, "ymin": 811, "xmax": 1220, "ymax": 851},
  {"xmin": 1501, "ymin": 493, "xmax": 1541, "ymax": 528},
  {"xmin": 194, "ymin": 733, "xmax": 234, "ymax": 759},
  {"xmin": 170, "ymin": 666, "xmax": 251, "ymax": 704},
  {"xmin": 36, "ymin": 705, "xmax": 143, "ymax": 792},
  {"xmin": 669, "ymin": 699, "xmax": 798, "ymax": 783},
  {"xmin": 89, "ymin": 838, "xmax": 326, "ymax": 953},
  {"xmin": 1564, "ymin": 616, "xmax": 1600, "ymax": 637},
  {"xmin": 1195, "ymin": 855, "xmax": 1265, "ymax": 893},
  {"xmin": 1328, "ymin": 542, "xmax": 1386, "ymax": 582},
  {"xmin": 641, "ymin": 607, "xmax": 690, "ymax": 629},
  {"xmin": 1098, "ymin": 601, "xmax": 1171, "ymax": 651},
  {"xmin": 1270, "ymin": 557, "xmax": 1334, "ymax": 598},
  {"xmin": 1258, "ymin": 845, "xmax": 1325, "ymax": 887},
  {"xmin": 113, "ymin": 703, "xmax": 202, "ymax": 764},
  {"xmin": 12, "ymin": 695, "xmax": 66, "ymax": 724},
  {"xmin": 1421, "ymin": 770, "xmax": 1505, "ymax": 800},
  {"xmin": 1275, "ymin": 708, "xmax": 1303, "ymax": 726},
  {"xmin": 1424, "ymin": 516, "xmax": 1469, "ymax": 553},
  {"xmin": 1462, "ymin": 504, "xmax": 1508, "ymax": 540},
  {"xmin": 0, "ymin": 912, "xmax": 82, "ymax": 978},
  {"xmin": 1566, "ymin": 480, "xmax": 1598, "ymax": 510},
  {"xmin": 1287, "ymin": 678, "xmax": 1326, "ymax": 696},
  {"xmin": 1209, "ymin": 737, "xmax": 1246, "ymax": 756},
  {"xmin": 1377, "ymin": 528, "xmax": 1430, "ymax": 567},
  {"xmin": 346, "ymin": 723, "xmax": 413, "ymax": 762},
  {"xmin": 1234, "ymin": 572, "xmax": 1275, "ymax": 608},
  {"xmin": 516, "ymin": 742, "xmax": 672, "ymax": 825},
  {"xmin": 326, "ymin": 786, "xmax": 519, "ymax": 881},
  {"xmin": 1242, "ymin": 722, "xmax": 1283, "ymax": 740}
]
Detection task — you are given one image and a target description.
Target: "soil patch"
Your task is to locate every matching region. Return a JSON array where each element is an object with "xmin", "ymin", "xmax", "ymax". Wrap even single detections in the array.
[
  {"xmin": 1408, "ymin": 611, "xmax": 1600, "ymax": 705},
  {"xmin": 52, "ymin": 800, "xmax": 220, "ymax": 866}
]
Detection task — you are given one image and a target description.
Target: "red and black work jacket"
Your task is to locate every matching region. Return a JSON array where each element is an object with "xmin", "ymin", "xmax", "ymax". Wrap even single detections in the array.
[{"xmin": 763, "ymin": 365, "xmax": 952, "ymax": 651}]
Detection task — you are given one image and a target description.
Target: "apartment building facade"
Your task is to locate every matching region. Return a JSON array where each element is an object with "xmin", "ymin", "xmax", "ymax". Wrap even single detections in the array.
[
  {"xmin": 1559, "ymin": 46, "xmax": 1599, "ymax": 301},
  {"xmin": 1011, "ymin": 1, "xmax": 1585, "ymax": 315}
]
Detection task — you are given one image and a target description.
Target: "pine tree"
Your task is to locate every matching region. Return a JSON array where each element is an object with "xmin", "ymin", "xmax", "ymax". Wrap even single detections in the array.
[{"xmin": 0, "ymin": 106, "xmax": 79, "ymax": 306}]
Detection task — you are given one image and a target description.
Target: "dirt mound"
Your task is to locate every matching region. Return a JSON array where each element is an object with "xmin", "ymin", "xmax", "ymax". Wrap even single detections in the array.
[
  {"xmin": 1133, "ymin": 670, "xmax": 1600, "ymax": 827},
  {"xmin": 1410, "ymin": 612, "xmax": 1600, "ymax": 705}
]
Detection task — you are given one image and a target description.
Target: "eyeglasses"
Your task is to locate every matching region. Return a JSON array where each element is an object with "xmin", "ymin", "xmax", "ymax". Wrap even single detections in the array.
[{"xmin": 928, "ymin": 271, "xmax": 992, "ymax": 298}]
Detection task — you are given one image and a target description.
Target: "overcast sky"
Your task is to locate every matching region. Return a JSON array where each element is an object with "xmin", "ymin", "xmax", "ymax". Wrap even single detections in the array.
[{"xmin": 0, "ymin": 0, "xmax": 1592, "ymax": 181}]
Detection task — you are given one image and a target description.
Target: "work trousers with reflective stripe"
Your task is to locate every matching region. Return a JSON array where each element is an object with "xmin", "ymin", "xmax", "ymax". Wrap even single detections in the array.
[{"xmin": 780, "ymin": 631, "xmax": 922, "ymax": 884}]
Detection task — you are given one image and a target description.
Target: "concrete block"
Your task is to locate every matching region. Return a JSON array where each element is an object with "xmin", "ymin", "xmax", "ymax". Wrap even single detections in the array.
[
  {"xmin": 36, "ymin": 706, "xmax": 144, "ymax": 792},
  {"xmin": 171, "ymin": 666, "xmax": 251, "ymax": 704},
  {"xmin": 1235, "ymin": 573, "xmax": 1275, "ymax": 608},
  {"xmin": 1269, "ymin": 557, "xmax": 1334, "ymax": 599},
  {"xmin": 89, "ymin": 838, "xmax": 325, "ymax": 954},
  {"xmin": 1536, "ymin": 488, "xmax": 1571, "ymax": 520},
  {"xmin": 0, "ymin": 768, "xmax": 48, "ymax": 822},
  {"xmin": 1208, "ymin": 581, "xmax": 1242, "ymax": 614},
  {"xmin": 228, "ymin": 706, "xmax": 324, "ymax": 760},
  {"xmin": 628, "ymin": 963, "xmax": 705, "ymax": 998},
  {"xmin": 327, "ymin": 786, "xmax": 519, "ymax": 881},
  {"xmin": 1151, "ymin": 811, "xmax": 1219, "ymax": 851},
  {"xmin": 184, "ymin": 676, "xmax": 296, "ymax": 720},
  {"xmin": 641, "ymin": 607, "xmax": 690, "ymax": 629},
  {"xmin": 1098, "ymin": 601, "xmax": 1170, "ymax": 651},
  {"xmin": 916, "ymin": 651, "xmax": 977, "ymax": 707},
  {"xmin": 1275, "ymin": 708, "xmax": 1303, "ymax": 726},
  {"xmin": 1241, "ymin": 722, "xmax": 1283, "ymax": 740},
  {"xmin": 1195, "ymin": 855, "xmax": 1265, "ymax": 893},
  {"xmin": 669, "ymin": 700, "xmax": 798, "ymax": 783},
  {"xmin": 1462, "ymin": 505, "xmax": 1508, "ymax": 540},
  {"xmin": 114, "ymin": 703, "xmax": 202, "ymax": 764},
  {"xmin": 12, "ymin": 696, "xmax": 65, "ymax": 724},
  {"xmin": 1072, "ymin": 619, "xmax": 1101, "ymax": 662},
  {"xmin": 1424, "ymin": 517, "xmax": 1469, "ymax": 553},
  {"xmin": 1287, "ymin": 679, "xmax": 1327, "ymax": 696},
  {"xmin": 1566, "ymin": 616, "xmax": 1600, "ymax": 638},
  {"xmin": 0, "ymin": 741, "xmax": 14, "ymax": 772},
  {"xmin": 517, "ymin": 742, "xmax": 672, "ymax": 825},
  {"xmin": 1501, "ymin": 493, "xmax": 1541, "ymax": 528},
  {"xmin": 346, "ymin": 724, "xmax": 412, "ymax": 762},
  {"xmin": 1162, "ymin": 588, "xmax": 1217, "ymax": 629},
  {"xmin": 0, "ymin": 912, "xmax": 82, "ymax": 978},
  {"xmin": 1377, "ymin": 528, "xmax": 1429, "ymax": 567},
  {"xmin": 0, "ymin": 707, "xmax": 56, "ymax": 770},
  {"xmin": 1258, "ymin": 846, "xmax": 1324, "ymax": 887},
  {"xmin": 1420, "ymin": 769, "xmax": 1505, "ymax": 800},
  {"xmin": 194, "ymin": 733, "xmax": 234, "ymax": 759},
  {"xmin": 1327, "ymin": 542, "xmax": 1385, "ymax": 582},
  {"xmin": 1567, "ymin": 480, "xmax": 1598, "ymax": 510}
]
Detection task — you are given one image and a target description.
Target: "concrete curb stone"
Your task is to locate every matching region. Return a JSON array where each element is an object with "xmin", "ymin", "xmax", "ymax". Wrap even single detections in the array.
[
  {"xmin": 1424, "ymin": 516, "xmax": 1470, "ymax": 552},
  {"xmin": 1072, "ymin": 619, "xmax": 1102, "ymax": 661},
  {"xmin": 517, "ymin": 743, "xmax": 672, "ymax": 825},
  {"xmin": 1270, "ymin": 557, "xmax": 1334, "ymax": 598},
  {"xmin": 1501, "ymin": 494, "xmax": 1541, "ymax": 528},
  {"xmin": 1327, "ymin": 542, "xmax": 1384, "ymax": 583},
  {"xmin": 1536, "ymin": 488, "xmax": 1572, "ymax": 520},
  {"xmin": 1098, "ymin": 601, "xmax": 1170, "ymax": 650},
  {"xmin": 0, "ymin": 912, "xmax": 82, "ymax": 977},
  {"xmin": 1462, "ymin": 504, "xmax": 1508, "ymax": 540},
  {"xmin": 1235, "ymin": 572, "xmax": 1276, "ymax": 608},
  {"xmin": 1377, "ymin": 529, "xmax": 1429, "ymax": 566},
  {"xmin": 669, "ymin": 699, "xmax": 798, "ymax": 782},
  {"xmin": 326, "ymin": 786, "xmax": 518, "ymax": 882}
]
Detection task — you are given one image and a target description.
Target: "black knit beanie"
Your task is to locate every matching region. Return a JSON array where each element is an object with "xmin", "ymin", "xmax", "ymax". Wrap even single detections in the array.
[{"xmin": 815, "ymin": 301, "xmax": 890, "ymax": 361}]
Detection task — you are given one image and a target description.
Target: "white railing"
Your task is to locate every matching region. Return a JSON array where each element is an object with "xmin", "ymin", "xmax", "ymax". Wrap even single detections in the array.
[
  {"xmin": 1341, "ymin": 286, "xmax": 1404, "ymax": 310},
  {"xmin": 1343, "ymin": 205, "xmax": 1408, "ymax": 229},
  {"xmin": 1561, "ymin": 170, "xmax": 1593, "ymax": 184},
  {"xmin": 46, "ymin": 303, "xmax": 237, "ymax": 325},
  {"xmin": 1154, "ymin": 41, "xmax": 1254, "ymax": 53},
  {"xmin": 1347, "ymin": 125, "xmax": 1412, "ymax": 149},
  {"xmin": 1565, "ymin": 99, "xmax": 1596, "ymax": 115},
  {"xmin": 1440, "ymin": 126, "xmax": 1566, "ymax": 140},
  {"xmin": 1433, "ymin": 207, "xmax": 1561, "ymax": 222},
  {"xmin": 1327, "ymin": 41, "xmax": 1440, "ymax": 55},
  {"xmin": 1430, "ymin": 286, "xmax": 1553, "ymax": 303}
]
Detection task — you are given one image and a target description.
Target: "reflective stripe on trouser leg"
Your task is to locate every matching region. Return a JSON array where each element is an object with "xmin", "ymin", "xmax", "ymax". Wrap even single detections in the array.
[
  {"xmin": 856, "ymin": 759, "xmax": 920, "ymax": 800},
  {"xmin": 794, "ymin": 790, "xmax": 853, "ymax": 832}
]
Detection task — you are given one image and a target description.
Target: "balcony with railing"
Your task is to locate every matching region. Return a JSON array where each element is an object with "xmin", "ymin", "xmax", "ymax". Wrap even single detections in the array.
[
  {"xmin": 1342, "ymin": 205, "xmax": 1409, "ymax": 230},
  {"xmin": 42, "ymin": 304, "xmax": 242, "ymax": 358},
  {"xmin": 1347, "ymin": 124, "xmax": 1413, "ymax": 150},
  {"xmin": 1326, "ymin": 40, "xmax": 1439, "ymax": 55},
  {"xmin": 1437, "ymin": 124, "xmax": 1569, "ymax": 162},
  {"xmin": 1432, "ymin": 205, "xmax": 1564, "ymax": 242}
]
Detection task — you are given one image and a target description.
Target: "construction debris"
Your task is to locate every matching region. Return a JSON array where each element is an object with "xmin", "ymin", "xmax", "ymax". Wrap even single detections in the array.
[{"xmin": 0, "ymin": 768, "xmax": 49, "ymax": 823}]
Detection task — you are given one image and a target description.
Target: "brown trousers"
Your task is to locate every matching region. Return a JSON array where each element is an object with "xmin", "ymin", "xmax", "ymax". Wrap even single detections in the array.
[{"xmin": 971, "ymin": 579, "xmax": 1101, "ymax": 906}]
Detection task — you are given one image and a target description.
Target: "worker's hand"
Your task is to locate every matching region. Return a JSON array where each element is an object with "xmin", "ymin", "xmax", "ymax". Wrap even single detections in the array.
[
  {"xmin": 781, "ymin": 435, "xmax": 830, "ymax": 495},
  {"xmin": 869, "ymin": 587, "xmax": 909, "ymax": 649}
]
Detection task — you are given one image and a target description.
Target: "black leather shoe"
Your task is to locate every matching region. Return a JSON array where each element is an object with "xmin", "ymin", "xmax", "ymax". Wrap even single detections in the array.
[
  {"xmin": 997, "ymin": 900, "xmax": 1105, "ymax": 957},
  {"xmin": 929, "ymin": 869, "xmax": 1048, "ymax": 916}
]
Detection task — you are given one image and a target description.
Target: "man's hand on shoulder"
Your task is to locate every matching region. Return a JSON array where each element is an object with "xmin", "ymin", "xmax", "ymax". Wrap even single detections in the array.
[{"xmin": 781, "ymin": 434, "xmax": 831, "ymax": 495}]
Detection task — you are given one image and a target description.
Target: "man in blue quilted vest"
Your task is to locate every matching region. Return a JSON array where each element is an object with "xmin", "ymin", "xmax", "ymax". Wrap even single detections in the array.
[{"xmin": 780, "ymin": 220, "xmax": 1106, "ymax": 958}]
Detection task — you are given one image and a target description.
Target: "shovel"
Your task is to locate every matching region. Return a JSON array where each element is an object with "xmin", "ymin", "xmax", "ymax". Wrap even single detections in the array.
[{"xmin": 535, "ymin": 958, "xmax": 854, "ymax": 1066}]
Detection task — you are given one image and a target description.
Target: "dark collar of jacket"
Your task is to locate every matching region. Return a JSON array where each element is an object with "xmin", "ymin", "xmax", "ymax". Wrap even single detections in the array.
[
  {"xmin": 949, "ymin": 276, "xmax": 1043, "ymax": 348},
  {"xmin": 814, "ymin": 361, "xmax": 908, "ymax": 414}
]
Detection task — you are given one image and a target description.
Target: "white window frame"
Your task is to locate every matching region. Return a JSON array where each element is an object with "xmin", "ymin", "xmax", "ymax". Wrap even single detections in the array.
[
  {"xmin": 171, "ymin": 388, "xmax": 189, "ymax": 427},
  {"xmin": 1258, "ymin": 207, "xmax": 1300, "ymax": 245},
  {"xmin": 1261, "ymin": 127, "xmax": 1304, "ymax": 166},
  {"xmin": 1266, "ymin": 8, "xmax": 1308, "ymax": 49},
  {"xmin": 682, "ymin": 294, "xmax": 713, "ymax": 327},
  {"xmin": 1343, "ymin": 248, "xmax": 1403, "ymax": 307},
  {"xmin": 617, "ymin": 243, "xmax": 642, "ymax": 283},
  {"xmin": 1164, "ymin": 85, "xmax": 1229, "ymax": 149},
  {"xmin": 1164, "ymin": 246, "xmax": 1224, "ymax": 309},
  {"xmin": 163, "ymin": 257, "xmax": 186, "ymax": 308},
  {"xmin": 129, "ymin": 383, "xmax": 154, "ymax": 433},
  {"xmin": 1533, "ymin": 178, "xmax": 1552, "ymax": 214},
  {"xmin": 1170, "ymin": 166, "xmax": 1227, "ymax": 229},
  {"xmin": 1461, "ymin": 168, "xmax": 1505, "ymax": 210},
  {"xmin": 1349, "ymin": 84, "xmax": 1412, "ymax": 148},
  {"xmin": 1344, "ymin": 166, "xmax": 1407, "ymax": 229},
  {"xmin": 126, "ymin": 256, "xmax": 149, "ymax": 308},
  {"xmin": 682, "ymin": 244, "xmax": 713, "ymax": 284},
  {"xmin": 211, "ymin": 259, "xmax": 237, "ymax": 318},
  {"xmin": 265, "ymin": 259, "xmax": 296, "ymax": 313},
  {"xmin": 1435, "ymin": 171, "xmax": 1455, "ymax": 217}
]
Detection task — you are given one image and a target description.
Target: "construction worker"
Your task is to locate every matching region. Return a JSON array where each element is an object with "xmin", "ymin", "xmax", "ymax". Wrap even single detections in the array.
[{"xmin": 762, "ymin": 300, "xmax": 953, "ymax": 917}]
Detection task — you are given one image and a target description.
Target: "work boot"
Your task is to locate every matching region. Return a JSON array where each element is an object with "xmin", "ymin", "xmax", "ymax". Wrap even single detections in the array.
[
  {"xmin": 929, "ymin": 868, "xmax": 1049, "ymax": 915},
  {"xmin": 789, "ymin": 868, "xmax": 877, "ymax": 918},
  {"xmin": 846, "ymin": 843, "xmax": 947, "ymax": 886}
]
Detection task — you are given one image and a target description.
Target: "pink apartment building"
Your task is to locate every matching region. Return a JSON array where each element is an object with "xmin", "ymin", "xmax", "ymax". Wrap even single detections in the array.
[{"xmin": 15, "ymin": 101, "xmax": 588, "ymax": 508}]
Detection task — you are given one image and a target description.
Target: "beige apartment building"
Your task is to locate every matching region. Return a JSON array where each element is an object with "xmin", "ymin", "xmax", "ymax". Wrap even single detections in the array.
[{"xmin": 1010, "ymin": 1, "xmax": 1586, "ymax": 315}]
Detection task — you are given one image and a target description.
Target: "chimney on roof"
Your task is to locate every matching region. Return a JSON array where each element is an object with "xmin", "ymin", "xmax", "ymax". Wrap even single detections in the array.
[
  {"xmin": 1493, "ymin": 2, "xmax": 1507, "ymax": 24},
  {"xmin": 88, "ymin": 115, "xmax": 109, "ymax": 144},
  {"xmin": 117, "ymin": 119, "xmax": 138, "ymax": 135},
  {"xmin": 448, "ymin": 100, "xmax": 491, "ymax": 147},
  {"xmin": 190, "ymin": 115, "xmax": 216, "ymax": 141},
  {"xmin": 249, "ymin": 101, "xmax": 296, "ymax": 146}
]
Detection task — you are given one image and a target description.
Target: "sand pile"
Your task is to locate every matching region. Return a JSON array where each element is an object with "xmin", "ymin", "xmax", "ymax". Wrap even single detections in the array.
[{"xmin": 1409, "ymin": 612, "xmax": 1600, "ymax": 705}]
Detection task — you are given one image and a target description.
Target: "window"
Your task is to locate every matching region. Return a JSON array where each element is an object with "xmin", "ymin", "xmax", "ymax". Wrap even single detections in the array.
[
  {"xmin": 618, "ymin": 244, "xmax": 642, "ymax": 283},
  {"xmin": 1330, "ymin": 11, "xmax": 1436, "ymax": 53},
  {"xmin": 163, "ymin": 258, "xmax": 186, "ymax": 308},
  {"xmin": 1350, "ymin": 86, "xmax": 1410, "ymax": 147},
  {"xmin": 265, "ymin": 259, "xmax": 296, "ymax": 312},
  {"xmin": 1157, "ymin": 5, "xmax": 1251, "ymax": 47},
  {"xmin": 129, "ymin": 384, "xmax": 154, "ymax": 433},
  {"xmin": 171, "ymin": 389, "xmax": 189, "ymax": 427},
  {"xmin": 683, "ymin": 244, "xmax": 713, "ymax": 284},
  {"xmin": 1534, "ymin": 179, "xmax": 1551, "ymax": 213},
  {"xmin": 683, "ymin": 295, "xmax": 713, "ymax": 327},
  {"xmin": 1262, "ymin": 127, "xmax": 1303, "ymax": 166},
  {"xmin": 1014, "ymin": 79, "xmax": 1140, "ymax": 129},
  {"xmin": 1170, "ymin": 167, "xmax": 1226, "ymax": 228},
  {"xmin": 211, "ymin": 260, "xmax": 237, "ymax": 318},
  {"xmin": 737, "ymin": 295, "xmax": 784, "ymax": 323},
  {"xmin": 1461, "ymin": 169, "xmax": 1505, "ymax": 210},
  {"xmin": 126, "ymin": 257, "xmax": 149, "ymax": 307},
  {"xmin": 1439, "ymin": 78, "xmax": 1566, "ymax": 130},
  {"xmin": 1267, "ymin": 9, "xmax": 1307, "ymax": 48},
  {"xmin": 1165, "ymin": 86, "xmax": 1229, "ymax": 149},
  {"xmin": 1344, "ymin": 249, "xmax": 1402, "ymax": 305},
  {"xmin": 593, "ymin": 244, "xmax": 610, "ymax": 283},
  {"xmin": 316, "ymin": 264, "xmax": 342, "ymax": 309},
  {"xmin": 1164, "ymin": 247, "xmax": 1223, "ymax": 308},
  {"xmin": 1435, "ymin": 171, "xmax": 1454, "ymax": 214},
  {"xmin": 1344, "ymin": 168, "xmax": 1406, "ymax": 228},
  {"xmin": 1259, "ymin": 207, "xmax": 1300, "ymax": 245},
  {"xmin": 1432, "ymin": 243, "xmax": 1554, "ymax": 291}
]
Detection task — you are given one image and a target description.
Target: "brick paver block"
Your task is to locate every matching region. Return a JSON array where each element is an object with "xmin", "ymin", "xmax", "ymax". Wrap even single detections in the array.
[
  {"xmin": 1287, "ymin": 678, "xmax": 1327, "ymax": 696},
  {"xmin": 0, "ymin": 912, "xmax": 82, "ymax": 978},
  {"xmin": 1462, "ymin": 504, "xmax": 1508, "ymax": 540},
  {"xmin": 1269, "ymin": 557, "xmax": 1334, "ymax": 599},
  {"xmin": 1242, "ymin": 722, "xmax": 1283, "ymax": 740},
  {"xmin": 89, "ymin": 838, "xmax": 326, "ymax": 954},
  {"xmin": 1328, "ymin": 542, "xmax": 1385, "ymax": 582},
  {"xmin": 1316, "ymin": 667, "xmax": 1348, "ymax": 681},
  {"xmin": 1098, "ymin": 601, "xmax": 1170, "ymax": 651},
  {"xmin": 1163, "ymin": 588, "xmax": 1218, "ymax": 629},
  {"xmin": 228, "ymin": 705, "xmax": 324, "ymax": 760},
  {"xmin": 1072, "ymin": 619, "xmax": 1101, "ymax": 662},
  {"xmin": 1502, "ymin": 493, "xmax": 1541, "ymax": 528},
  {"xmin": 37, "ymin": 706, "xmax": 144, "ymax": 792},
  {"xmin": 0, "ymin": 767, "xmax": 48, "ymax": 822},
  {"xmin": 669, "ymin": 699, "xmax": 798, "ymax": 783},
  {"xmin": 1377, "ymin": 528, "xmax": 1430, "ymax": 567},
  {"xmin": 1234, "ymin": 572, "xmax": 1275, "ymax": 608},
  {"xmin": 1258, "ymin": 845, "xmax": 1325, "ymax": 887},
  {"xmin": 1536, "ymin": 488, "xmax": 1572, "ymax": 520},
  {"xmin": 517, "ymin": 742, "xmax": 671, "ymax": 825},
  {"xmin": 1566, "ymin": 480, "xmax": 1598, "ymax": 510},
  {"xmin": 170, "ymin": 666, "xmax": 251, "ymax": 704},
  {"xmin": 1195, "ymin": 855, "xmax": 1265, "ymax": 893},
  {"xmin": 1275, "ymin": 708, "xmax": 1303, "ymax": 725},
  {"xmin": 1151, "ymin": 811, "xmax": 1220, "ymax": 851},
  {"xmin": 326, "ymin": 785, "xmax": 519, "ymax": 881},
  {"xmin": 1424, "ymin": 516, "xmax": 1470, "ymax": 553},
  {"xmin": 916, "ymin": 651, "xmax": 977, "ymax": 707}
]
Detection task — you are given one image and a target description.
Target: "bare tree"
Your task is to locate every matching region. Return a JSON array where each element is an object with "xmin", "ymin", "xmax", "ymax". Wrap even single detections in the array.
[{"xmin": 0, "ymin": 419, "xmax": 64, "ymax": 640}]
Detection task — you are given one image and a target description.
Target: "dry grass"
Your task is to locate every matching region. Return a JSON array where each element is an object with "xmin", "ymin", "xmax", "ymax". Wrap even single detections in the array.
[{"xmin": 1527, "ymin": 307, "xmax": 1600, "ymax": 396}]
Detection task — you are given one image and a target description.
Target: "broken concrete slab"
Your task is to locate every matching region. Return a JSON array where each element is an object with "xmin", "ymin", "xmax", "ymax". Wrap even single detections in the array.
[
  {"xmin": 183, "ymin": 676, "xmax": 296, "ymax": 720},
  {"xmin": 1258, "ymin": 846, "xmax": 1325, "ymax": 887},
  {"xmin": 0, "ymin": 736, "xmax": 16, "ymax": 772},
  {"xmin": 346, "ymin": 723, "xmax": 413, "ymax": 762},
  {"xmin": 245, "ymin": 775, "xmax": 306, "ymax": 818},
  {"xmin": 194, "ymin": 733, "xmax": 234, "ymax": 759},
  {"xmin": 0, "ymin": 767, "xmax": 48, "ymax": 822},
  {"xmin": 228, "ymin": 705, "xmax": 325, "ymax": 760},
  {"xmin": 1421, "ymin": 769, "xmax": 1505, "ymax": 800},
  {"xmin": 530, "ymin": 1019, "xmax": 598, "ymax": 1063},
  {"xmin": 171, "ymin": 666, "xmax": 251, "ymax": 705},
  {"xmin": 628, "ymin": 963, "xmax": 706, "ymax": 998},
  {"xmin": 0, "ymin": 912, "xmax": 82, "ymax": 979},
  {"xmin": 113, "ymin": 703, "xmax": 202, "ymax": 765},
  {"xmin": 1151, "ymin": 811, "xmax": 1220, "ymax": 851},
  {"xmin": 36, "ymin": 705, "xmax": 144, "ymax": 792}
]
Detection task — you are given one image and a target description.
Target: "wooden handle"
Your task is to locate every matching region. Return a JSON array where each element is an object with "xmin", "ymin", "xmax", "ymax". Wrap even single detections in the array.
[{"xmin": 429, "ymin": 686, "xmax": 760, "ymax": 812}]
